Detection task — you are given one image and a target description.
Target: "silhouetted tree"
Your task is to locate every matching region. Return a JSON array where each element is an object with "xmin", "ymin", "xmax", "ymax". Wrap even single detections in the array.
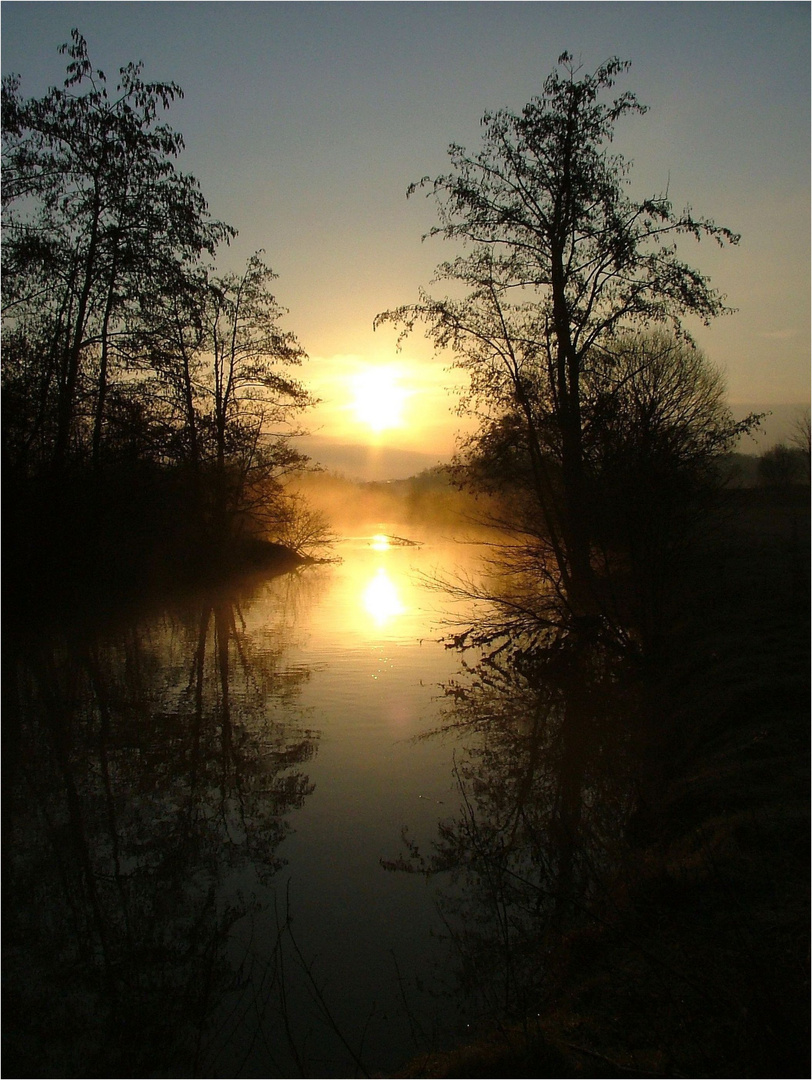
[
  {"xmin": 789, "ymin": 408, "xmax": 811, "ymax": 482},
  {"xmin": 378, "ymin": 53, "xmax": 740, "ymax": 630},
  {"xmin": 201, "ymin": 254, "xmax": 313, "ymax": 543},
  {"xmin": 2, "ymin": 33, "xmax": 316, "ymax": 591},
  {"xmin": 1, "ymin": 29, "xmax": 233, "ymax": 473},
  {"xmin": 438, "ymin": 333, "xmax": 754, "ymax": 655},
  {"xmin": 758, "ymin": 443, "xmax": 804, "ymax": 489},
  {"xmin": 139, "ymin": 253, "xmax": 314, "ymax": 547},
  {"xmin": 582, "ymin": 331, "xmax": 759, "ymax": 644}
]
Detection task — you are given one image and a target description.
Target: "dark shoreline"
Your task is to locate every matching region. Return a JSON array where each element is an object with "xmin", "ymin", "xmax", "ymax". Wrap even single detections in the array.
[
  {"xmin": 3, "ymin": 526, "xmax": 314, "ymax": 642},
  {"xmin": 392, "ymin": 485, "xmax": 810, "ymax": 1079}
]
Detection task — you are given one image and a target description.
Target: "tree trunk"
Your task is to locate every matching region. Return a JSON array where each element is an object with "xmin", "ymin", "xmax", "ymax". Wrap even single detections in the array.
[
  {"xmin": 54, "ymin": 184, "xmax": 102, "ymax": 469},
  {"xmin": 551, "ymin": 249, "xmax": 596, "ymax": 622},
  {"xmin": 92, "ymin": 237, "xmax": 121, "ymax": 467}
]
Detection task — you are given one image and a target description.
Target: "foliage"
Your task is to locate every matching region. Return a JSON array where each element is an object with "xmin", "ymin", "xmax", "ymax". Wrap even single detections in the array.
[
  {"xmin": 757, "ymin": 442, "xmax": 806, "ymax": 489},
  {"xmin": 140, "ymin": 252, "xmax": 314, "ymax": 543},
  {"xmin": 2, "ymin": 31, "xmax": 315, "ymax": 580},
  {"xmin": 1, "ymin": 29, "xmax": 234, "ymax": 471},
  {"xmin": 581, "ymin": 332, "xmax": 762, "ymax": 645},
  {"xmin": 378, "ymin": 53, "xmax": 745, "ymax": 636}
]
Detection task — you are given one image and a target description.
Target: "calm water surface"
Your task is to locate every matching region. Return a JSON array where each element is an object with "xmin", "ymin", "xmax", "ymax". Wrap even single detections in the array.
[{"xmin": 5, "ymin": 530, "xmax": 486, "ymax": 1078}]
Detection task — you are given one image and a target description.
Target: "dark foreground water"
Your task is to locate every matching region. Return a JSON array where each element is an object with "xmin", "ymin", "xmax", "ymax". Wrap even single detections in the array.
[{"xmin": 4, "ymin": 530, "xmax": 488, "ymax": 1078}]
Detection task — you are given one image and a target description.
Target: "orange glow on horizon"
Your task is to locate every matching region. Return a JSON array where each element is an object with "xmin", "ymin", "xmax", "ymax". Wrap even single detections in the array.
[{"xmin": 300, "ymin": 352, "xmax": 478, "ymax": 460}]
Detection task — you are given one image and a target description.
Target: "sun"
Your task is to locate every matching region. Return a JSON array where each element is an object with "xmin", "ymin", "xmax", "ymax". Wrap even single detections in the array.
[{"xmin": 350, "ymin": 366, "xmax": 408, "ymax": 433}]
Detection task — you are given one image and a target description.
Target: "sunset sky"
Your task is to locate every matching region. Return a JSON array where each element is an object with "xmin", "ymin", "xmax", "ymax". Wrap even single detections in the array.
[{"xmin": 2, "ymin": 1, "xmax": 809, "ymax": 478}]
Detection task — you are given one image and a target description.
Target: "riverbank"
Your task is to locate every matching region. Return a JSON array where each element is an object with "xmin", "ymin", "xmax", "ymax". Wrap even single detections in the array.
[
  {"xmin": 393, "ymin": 486, "xmax": 809, "ymax": 1079},
  {"xmin": 4, "ymin": 508, "xmax": 311, "ymax": 638}
]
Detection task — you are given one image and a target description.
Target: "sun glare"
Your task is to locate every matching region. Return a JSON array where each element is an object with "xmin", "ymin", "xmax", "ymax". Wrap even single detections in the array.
[
  {"xmin": 350, "ymin": 366, "xmax": 407, "ymax": 433},
  {"xmin": 362, "ymin": 567, "xmax": 405, "ymax": 626}
]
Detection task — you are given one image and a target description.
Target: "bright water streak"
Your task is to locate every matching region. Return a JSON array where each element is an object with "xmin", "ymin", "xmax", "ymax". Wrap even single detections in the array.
[{"xmin": 209, "ymin": 533, "xmax": 481, "ymax": 1076}]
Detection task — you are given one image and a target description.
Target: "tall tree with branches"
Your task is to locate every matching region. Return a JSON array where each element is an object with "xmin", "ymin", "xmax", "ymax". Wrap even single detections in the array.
[
  {"xmin": 1, "ymin": 29, "xmax": 233, "ymax": 471},
  {"xmin": 138, "ymin": 253, "xmax": 313, "ymax": 547},
  {"xmin": 378, "ymin": 53, "xmax": 741, "ymax": 629}
]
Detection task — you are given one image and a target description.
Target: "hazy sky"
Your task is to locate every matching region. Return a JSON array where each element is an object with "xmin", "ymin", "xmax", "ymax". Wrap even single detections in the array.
[{"xmin": 2, "ymin": 2, "xmax": 809, "ymax": 477}]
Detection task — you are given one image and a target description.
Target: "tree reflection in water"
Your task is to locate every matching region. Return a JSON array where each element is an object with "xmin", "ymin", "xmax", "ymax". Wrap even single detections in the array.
[
  {"xmin": 4, "ymin": 581, "xmax": 318, "ymax": 1078},
  {"xmin": 385, "ymin": 638, "xmax": 642, "ymax": 1027}
]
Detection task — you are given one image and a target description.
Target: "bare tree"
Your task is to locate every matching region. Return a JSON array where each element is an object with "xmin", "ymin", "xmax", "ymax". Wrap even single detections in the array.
[
  {"xmin": 378, "ymin": 53, "xmax": 741, "ymax": 632},
  {"xmin": 789, "ymin": 408, "xmax": 811, "ymax": 482}
]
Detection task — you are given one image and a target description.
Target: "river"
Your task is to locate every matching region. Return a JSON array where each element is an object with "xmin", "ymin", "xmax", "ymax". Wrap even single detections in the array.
[{"xmin": 4, "ymin": 529, "xmax": 490, "ymax": 1078}]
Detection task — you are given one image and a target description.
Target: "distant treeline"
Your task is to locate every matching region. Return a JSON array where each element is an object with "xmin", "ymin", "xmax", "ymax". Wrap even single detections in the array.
[{"xmin": 726, "ymin": 448, "xmax": 809, "ymax": 488}]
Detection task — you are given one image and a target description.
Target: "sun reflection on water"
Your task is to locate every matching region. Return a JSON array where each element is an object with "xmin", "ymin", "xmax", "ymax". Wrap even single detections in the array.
[
  {"xmin": 362, "ymin": 566, "xmax": 405, "ymax": 627},
  {"xmin": 370, "ymin": 534, "xmax": 391, "ymax": 551}
]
